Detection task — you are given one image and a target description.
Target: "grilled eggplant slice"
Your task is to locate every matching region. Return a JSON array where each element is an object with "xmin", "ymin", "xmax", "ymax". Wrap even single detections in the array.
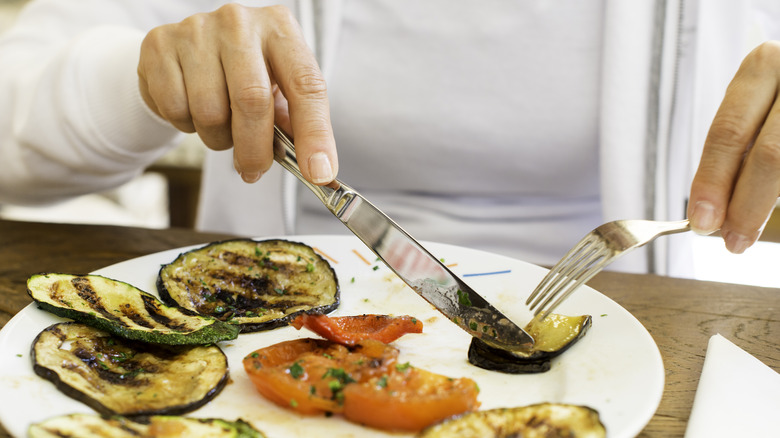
[
  {"xmin": 28, "ymin": 413, "xmax": 266, "ymax": 438},
  {"xmin": 468, "ymin": 314, "xmax": 591, "ymax": 373},
  {"xmin": 27, "ymin": 273, "xmax": 239, "ymax": 345},
  {"xmin": 157, "ymin": 239, "xmax": 339, "ymax": 332},
  {"xmin": 32, "ymin": 322, "xmax": 229, "ymax": 416},
  {"xmin": 417, "ymin": 403, "xmax": 606, "ymax": 438}
]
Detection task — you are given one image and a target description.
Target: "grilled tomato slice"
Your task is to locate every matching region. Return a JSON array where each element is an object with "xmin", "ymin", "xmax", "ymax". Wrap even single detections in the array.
[
  {"xmin": 291, "ymin": 313, "xmax": 423, "ymax": 345},
  {"xmin": 243, "ymin": 338, "xmax": 398, "ymax": 415},
  {"xmin": 243, "ymin": 338, "xmax": 480, "ymax": 432},
  {"xmin": 342, "ymin": 364, "xmax": 481, "ymax": 432}
]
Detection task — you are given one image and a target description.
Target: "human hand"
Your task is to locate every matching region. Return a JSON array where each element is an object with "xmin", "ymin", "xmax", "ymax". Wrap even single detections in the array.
[
  {"xmin": 137, "ymin": 4, "xmax": 337, "ymax": 185},
  {"xmin": 688, "ymin": 41, "xmax": 780, "ymax": 253}
]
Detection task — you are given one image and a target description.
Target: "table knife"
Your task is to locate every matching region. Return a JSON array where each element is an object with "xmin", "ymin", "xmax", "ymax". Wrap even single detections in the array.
[{"xmin": 272, "ymin": 126, "xmax": 534, "ymax": 351}]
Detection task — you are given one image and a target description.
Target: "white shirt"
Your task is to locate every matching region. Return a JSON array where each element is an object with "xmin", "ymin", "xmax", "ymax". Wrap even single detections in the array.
[
  {"xmin": 294, "ymin": 0, "xmax": 605, "ymax": 266},
  {"xmin": 3, "ymin": 0, "xmax": 777, "ymax": 274}
]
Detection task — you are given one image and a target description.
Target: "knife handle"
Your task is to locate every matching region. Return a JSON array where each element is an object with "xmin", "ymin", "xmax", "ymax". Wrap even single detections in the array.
[{"xmin": 272, "ymin": 126, "xmax": 356, "ymax": 218}]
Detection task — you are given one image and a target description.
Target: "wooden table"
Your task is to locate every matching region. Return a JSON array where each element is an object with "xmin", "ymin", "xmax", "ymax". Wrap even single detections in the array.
[{"xmin": 0, "ymin": 219, "xmax": 777, "ymax": 437}]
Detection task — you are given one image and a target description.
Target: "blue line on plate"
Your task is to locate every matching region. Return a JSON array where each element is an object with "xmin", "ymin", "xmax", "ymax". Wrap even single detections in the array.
[{"xmin": 462, "ymin": 269, "xmax": 511, "ymax": 277}]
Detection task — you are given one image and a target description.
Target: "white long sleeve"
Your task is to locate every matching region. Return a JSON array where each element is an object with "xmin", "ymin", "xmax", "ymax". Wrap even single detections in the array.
[{"xmin": 0, "ymin": 1, "xmax": 191, "ymax": 205}]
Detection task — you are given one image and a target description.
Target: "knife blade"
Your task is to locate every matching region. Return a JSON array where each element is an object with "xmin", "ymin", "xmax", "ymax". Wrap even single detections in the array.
[{"xmin": 272, "ymin": 126, "xmax": 534, "ymax": 351}]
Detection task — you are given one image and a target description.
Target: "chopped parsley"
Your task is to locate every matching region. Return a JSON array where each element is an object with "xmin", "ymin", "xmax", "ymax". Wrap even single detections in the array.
[
  {"xmin": 322, "ymin": 367, "xmax": 355, "ymax": 385},
  {"xmin": 288, "ymin": 361, "xmax": 305, "ymax": 379},
  {"xmin": 322, "ymin": 368, "xmax": 355, "ymax": 404},
  {"xmin": 395, "ymin": 362, "xmax": 411, "ymax": 373},
  {"xmin": 456, "ymin": 289, "xmax": 472, "ymax": 307}
]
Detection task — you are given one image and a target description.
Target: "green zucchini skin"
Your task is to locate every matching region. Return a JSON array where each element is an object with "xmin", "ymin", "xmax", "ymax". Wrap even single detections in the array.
[
  {"xmin": 418, "ymin": 403, "xmax": 606, "ymax": 438},
  {"xmin": 28, "ymin": 413, "xmax": 266, "ymax": 438},
  {"xmin": 156, "ymin": 239, "xmax": 340, "ymax": 333},
  {"xmin": 27, "ymin": 273, "xmax": 239, "ymax": 345},
  {"xmin": 31, "ymin": 322, "xmax": 229, "ymax": 417}
]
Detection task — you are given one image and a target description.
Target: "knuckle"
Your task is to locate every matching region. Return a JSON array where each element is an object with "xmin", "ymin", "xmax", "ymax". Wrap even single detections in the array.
[
  {"xmin": 262, "ymin": 4, "xmax": 296, "ymax": 23},
  {"xmin": 753, "ymin": 135, "xmax": 780, "ymax": 169},
  {"xmin": 215, "ymin": 2, "xmax": 248, "ymax": 20},
  {"xmin": 154, "ymin": 98, "xmax": 189, "ymax": 123},
  {"xmin": 140, "ymin": 26, "xmax": 171, "ymax": 55},
  {"xmin": 744, "ymin": 41, "xmax": 780, "ymax": 70},
  {"xmin": 288, "ymin": 67, "xmax": 328, "ymax": 99},
  {"xmin": 298, "ymin": 124, "xmax": 332, "ymax": 141},
  {"xmin": 192, "ymin": 107, "xmax": 230, "ymax": 130},
  {"xmin": 158, "ymin": 105, "xmax": 192, "ymax": 129},
  {"xmin": 232, "ymin": 84, "xmax": 274, "ymax": 117},
  {"xmin": 708, "ymin": 115, "xmax": 755, "ymax": 148},
  {"xmin": 179, "ymin": 11, "xmax": 207, "ymax": 30}
]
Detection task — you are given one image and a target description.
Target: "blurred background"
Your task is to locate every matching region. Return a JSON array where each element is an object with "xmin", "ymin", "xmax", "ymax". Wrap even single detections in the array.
[
  {"xmin": 0, "ymin": 0, "xmax": 205, "ymax": 230},
  {"xmin": 1, "ymin": 0, "xmax": 778, "ymax": 287}
]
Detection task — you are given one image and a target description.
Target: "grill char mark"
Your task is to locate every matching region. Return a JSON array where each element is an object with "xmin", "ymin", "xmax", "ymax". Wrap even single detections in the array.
[
  {"xmin": 71, "ymin": 277, "xmax": 126, "ymax": 325},
  {"xmin": 140, "ymin": 294, "xmax": 190, "ymax": 331},
  {"xmin": 157, "ymin": 239, "xmax": 339, "ymax": 331},
  {"xmin": 118, "ymin": 302, "xmax": 154, "ymax": 329}
]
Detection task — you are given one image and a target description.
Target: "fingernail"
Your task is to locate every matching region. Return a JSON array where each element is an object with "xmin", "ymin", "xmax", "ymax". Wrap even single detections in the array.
[
  {"xmin": 690, "ymin": 201, "xmax": 718, "ymax": 234},
  {"xmin": 233, "ymin": 157, "xmax": 262, "ymax": 183},
  {"xmin": 724, "ymin": 231, "xmax": 752, "ymax": 254},
  {"xmin": 240, "ymin": 170, "xmax": 262, "ymax": 183},
  {"xmin": 309, "ymin": 152, "xmax": 334, "ymax": 184}
]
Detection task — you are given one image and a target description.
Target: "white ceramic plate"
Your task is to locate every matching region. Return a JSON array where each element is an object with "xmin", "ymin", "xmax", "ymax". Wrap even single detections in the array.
[{"xmin": 0, "ymin": 235, "xmax": 663, "ymax": 437}]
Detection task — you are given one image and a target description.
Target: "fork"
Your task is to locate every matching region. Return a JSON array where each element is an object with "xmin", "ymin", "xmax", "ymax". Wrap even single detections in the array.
[{"xmin": 526, "ymin": 219, "xmax": 692, "ymax": 319}]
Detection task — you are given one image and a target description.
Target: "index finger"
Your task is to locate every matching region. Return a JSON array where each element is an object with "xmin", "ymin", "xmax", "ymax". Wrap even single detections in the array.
[
  {"xmin": 688, "ymin": 47, "xmax": 777, "ymax": 235},
  {"xmin": 262, "ymin": 9, "xmax": 337, "ymax": 185}
]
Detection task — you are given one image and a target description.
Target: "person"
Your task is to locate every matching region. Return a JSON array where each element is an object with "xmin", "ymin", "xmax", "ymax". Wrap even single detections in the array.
[{"xmin": 0, "ymin": 0, "xmax": 778, "ymax": 277}]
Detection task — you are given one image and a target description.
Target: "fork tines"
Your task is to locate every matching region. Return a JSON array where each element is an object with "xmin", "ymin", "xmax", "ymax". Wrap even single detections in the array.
[{"xmin": 526, "ymin": 236, "xmax": 613, "ymax": 319}]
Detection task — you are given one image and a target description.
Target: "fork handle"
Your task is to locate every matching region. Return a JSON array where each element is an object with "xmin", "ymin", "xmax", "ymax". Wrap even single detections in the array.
[{"xmin": 655, "ymin": 219, "xmax": 691, "ymax": 236}]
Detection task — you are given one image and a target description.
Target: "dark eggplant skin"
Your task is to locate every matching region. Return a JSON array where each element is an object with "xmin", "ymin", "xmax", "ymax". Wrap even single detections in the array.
[
  {"xmin": 157, "ymin": 238, "xmax": 340, "ymax": 332},
  {"xmin": 469, "ymin": 338, "xmax": 552, "ymax": 373},
  {"xmin": 31, "ymin": 322, "xmax": 229, "ymax": 417},
  {"xmin": 418, "ymin": 403, "xmax": 606, "ymax": 438},
  {"xmin": 468, "ymin": 314, "xmax": 592, "ymax": 374}
]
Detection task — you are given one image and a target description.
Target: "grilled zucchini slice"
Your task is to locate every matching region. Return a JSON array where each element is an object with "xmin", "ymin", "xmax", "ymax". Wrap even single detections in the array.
[
  {"xmin": 29, "ymin": 413, "xmax": 266, "ymax": 438},
  {"xmin": 32, "ymin": 323, "xmax": 229, "ymax": 416},
  {"xmin": 468, "ymin": 314, "xmax": 592, "ymax": 374},
  {"xmin": 27, "ymin": 273, "xmax": 239, "ymax": 345},
  {"xmin": 157, "ymin": 239, "xmax": 340, "ymax": 332},
  {"xmin": 418, "ymin": 403, "xmax": 606, "ymax": 438}
]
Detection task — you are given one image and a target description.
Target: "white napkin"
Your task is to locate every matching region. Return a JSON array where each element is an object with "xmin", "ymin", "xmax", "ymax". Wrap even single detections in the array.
[{"xmin": 684, "ymin": 334, "xmax": 780, "ymax": 437}]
